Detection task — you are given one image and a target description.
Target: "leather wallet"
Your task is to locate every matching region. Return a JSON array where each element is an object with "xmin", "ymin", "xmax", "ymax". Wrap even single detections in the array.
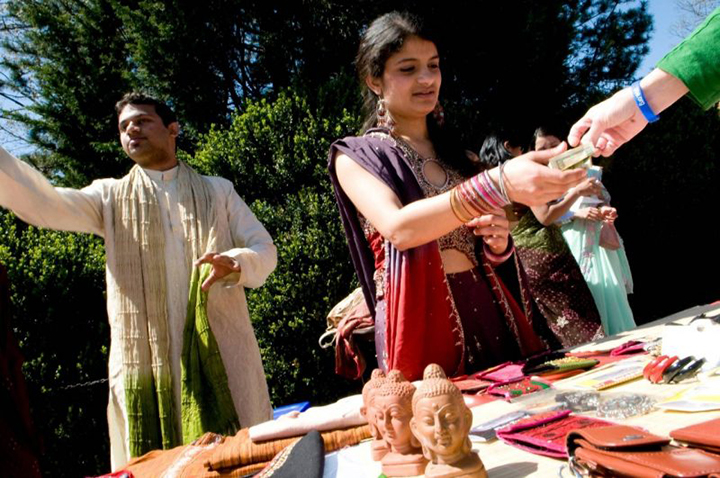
[
  {"xmin": 671, "ymin": 417, "xmax": 720, "ymax": 454},
  {"xmin": 496, "ymin": 409, "xmax": 614, "ymax": 459},
  {"xmin": 567, "ymin": 424, "xmax": 720, "ymax": 477}
]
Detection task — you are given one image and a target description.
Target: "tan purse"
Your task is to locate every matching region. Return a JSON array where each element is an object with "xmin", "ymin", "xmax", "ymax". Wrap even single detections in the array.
[
  {"xmin": 566, "ymin": 425, "xmax": 720, "ymax": 477},
  {"xmin": 319, "ymin": 288, "xmax": 373, "ymax": 380}
]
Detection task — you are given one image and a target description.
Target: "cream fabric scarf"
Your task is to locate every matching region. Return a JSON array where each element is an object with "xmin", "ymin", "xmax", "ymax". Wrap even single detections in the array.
[{"xmin": 110, "ymin": 161, "xmax": 216, "ymax": 456}]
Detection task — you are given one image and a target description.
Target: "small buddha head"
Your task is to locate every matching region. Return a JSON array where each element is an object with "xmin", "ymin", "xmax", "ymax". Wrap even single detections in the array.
[
  {"xmin": 374, "ymin": 370, "xmax": 419, "ymax": 453},
  {"xmin": 361, "ymin": 369, "xmax": 387, "ymax": 439},
  {"xmin": 411, "ymin": 364, "xmax": 473, "ymax": 463}
]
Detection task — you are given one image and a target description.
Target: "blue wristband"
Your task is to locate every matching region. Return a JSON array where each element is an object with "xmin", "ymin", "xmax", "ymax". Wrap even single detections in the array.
[{"xmin": 631, "ymin": 80, "xmax": 660, "ymax": 123}]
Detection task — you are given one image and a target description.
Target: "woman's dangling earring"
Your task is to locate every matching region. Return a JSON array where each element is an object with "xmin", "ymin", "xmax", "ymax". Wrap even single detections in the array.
[
  {"xmin": 376, "ymin": 97, "xmax": 395, "ymax": 131},
  {"xmin": 433, "ymin": 101, "xmax": 445, "ymax": 127}
]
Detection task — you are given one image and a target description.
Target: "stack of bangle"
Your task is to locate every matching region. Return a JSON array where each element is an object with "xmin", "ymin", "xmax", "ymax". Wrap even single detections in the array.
[
  {"xmin": 643, "ymin": 354, "xmax": 706, "ymax": 384},
  {"xmin": 449, "ymin": 163, "xmax": 511, "ymax": 223}
]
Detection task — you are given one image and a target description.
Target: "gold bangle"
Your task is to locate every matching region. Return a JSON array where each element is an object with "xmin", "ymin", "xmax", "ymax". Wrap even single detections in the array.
[
  {"xmin": 455, "ymin": 187, "xmax": 479, "ymax": 220},
  {"xmin": 449, "ymin": 188, "xmax": 473, "ymax": 223}
]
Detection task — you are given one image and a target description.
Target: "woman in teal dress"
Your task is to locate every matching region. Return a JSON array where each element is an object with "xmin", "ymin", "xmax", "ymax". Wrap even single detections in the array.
[{"xmin": 534, "ymin": 128, "xmax": 636, "ymax": 335}]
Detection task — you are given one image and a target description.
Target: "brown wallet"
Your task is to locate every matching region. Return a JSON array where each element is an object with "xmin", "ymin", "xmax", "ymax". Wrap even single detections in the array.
[
  {"xmin": 566, "ymin": 425, "xmax": 720, "ymax": 477},
  {"xmin": 671, "ymin": 417, "xmax": 720, "ymax": 454}
]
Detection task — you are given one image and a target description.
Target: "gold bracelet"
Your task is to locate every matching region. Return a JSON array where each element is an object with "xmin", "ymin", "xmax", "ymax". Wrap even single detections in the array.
[{"xmin": 449, "ymin": 188, "xmax": 474, "ymax": 223}]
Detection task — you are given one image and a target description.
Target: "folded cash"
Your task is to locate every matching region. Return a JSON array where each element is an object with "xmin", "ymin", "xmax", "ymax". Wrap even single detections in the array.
[{"xmin": 548, "ymin": 143, "xmax": 594, "ymax": 170}]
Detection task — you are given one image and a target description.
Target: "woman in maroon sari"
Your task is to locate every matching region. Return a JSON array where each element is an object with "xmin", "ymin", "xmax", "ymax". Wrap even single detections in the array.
[{"xmin": 328, "ymin": 12, "xmax": 587, "ymax": 380}]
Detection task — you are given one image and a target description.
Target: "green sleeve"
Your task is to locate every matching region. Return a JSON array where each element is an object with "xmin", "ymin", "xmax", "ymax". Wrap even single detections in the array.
[{"xmin": 657, "ymin": 7, "xmax": 720, "ymax": 110}]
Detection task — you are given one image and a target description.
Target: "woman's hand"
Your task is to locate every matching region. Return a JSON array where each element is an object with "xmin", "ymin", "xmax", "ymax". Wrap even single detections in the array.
[
  {"xmin": 600, "ymin": 206, "xmax": 618, "ymax": 222},
  {"xmin": 466, "ymin": 212, "xmax": 509, "ymax": 255},
  {"xmin": 499, "ymin": 143, "xmax": 587, "ymax": 206},
  {"xmin": 572, "ymin": 178, "xmax": 602, "ymax": 198},
  {"xmin": 194, "ymin": 252, "xmax": 241, "ymax": 291},
  {"xmin": 574, "ymin": 207, "xmax": 603, "ymax": 221}
]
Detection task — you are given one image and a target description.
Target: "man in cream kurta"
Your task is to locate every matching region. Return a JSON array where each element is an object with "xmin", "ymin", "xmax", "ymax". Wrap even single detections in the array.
[{"xmin": 0, "ymin": 93, "xmax": 276, "ymax": 469}]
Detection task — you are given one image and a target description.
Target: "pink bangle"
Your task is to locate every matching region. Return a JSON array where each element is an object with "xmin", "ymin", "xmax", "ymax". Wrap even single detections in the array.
[{"xmin": 483, "ymin": 237, "xmax": 514, "ymax": 265}]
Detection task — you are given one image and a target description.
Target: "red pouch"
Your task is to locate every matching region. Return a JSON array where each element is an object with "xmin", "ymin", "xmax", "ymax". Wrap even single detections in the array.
[
  {"xmin": 474, "ymin": 362, "xmax": 525, "ymax": 382},
  {"xmin": 496, "ymin": 409, "xmax": 615, "ymax": 459}
]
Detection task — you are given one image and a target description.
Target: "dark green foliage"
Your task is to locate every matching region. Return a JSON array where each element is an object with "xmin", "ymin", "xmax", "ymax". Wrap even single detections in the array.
[
  {"xmin": 189, "ymin": 89, "xmax": 363, "ymax": 406},
  {"xmin": 0, "ymin": 211, "xmax": 110, "ymax": 474},
  {"xmin": 1, "ymin": 0, "xmax": 132, "ymax": 185}
]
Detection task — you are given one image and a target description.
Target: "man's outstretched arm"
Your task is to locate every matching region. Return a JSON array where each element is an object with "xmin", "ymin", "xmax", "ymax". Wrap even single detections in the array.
[{"xmin": 0, "ymin": 147, "xmax": 106, "ymax": 236}]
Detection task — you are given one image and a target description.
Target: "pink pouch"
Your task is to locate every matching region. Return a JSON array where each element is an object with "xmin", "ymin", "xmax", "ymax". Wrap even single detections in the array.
[
  {"xmin": 496, "ymin": 410, "xmax": 615, "ymax": 459},
  {"xmin": 474, "ymin": 362, "xmax": 525, "ymax": 382},
  {"xmin": 610, "ymin": 340, "xmax": 646, "ymax": 356}
]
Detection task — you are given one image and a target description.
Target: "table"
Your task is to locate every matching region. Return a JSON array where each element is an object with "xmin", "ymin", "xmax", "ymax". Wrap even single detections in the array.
[{"xmin": 325, "ymin": 303, "xmax": 720, "ymax": 478}]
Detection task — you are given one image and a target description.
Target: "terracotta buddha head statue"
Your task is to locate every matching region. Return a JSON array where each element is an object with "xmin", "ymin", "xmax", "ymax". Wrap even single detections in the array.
[
  {"xmin": 374, "ymin": 370, "xmax": 420, "ymax": 455},
  {"xmin": 361, "ymin": 369, "xmax": 388, "ymax": 460},
  {"xmin": 411, "ymin": 364, "xmax": 486, "ymax": 477},
  {"xmin": 411, "ymin": 364, "xmax": 472, "ymax": 463}
]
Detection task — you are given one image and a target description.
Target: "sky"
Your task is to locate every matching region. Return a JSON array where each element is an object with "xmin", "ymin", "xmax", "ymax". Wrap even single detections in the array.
[
  {"xmin": 637, "ymin": 0, "xmax": 686, "ymax": 76},
  {"xmin": 0, "ymin": 0, "xmax": 709, "ymax": 157}
]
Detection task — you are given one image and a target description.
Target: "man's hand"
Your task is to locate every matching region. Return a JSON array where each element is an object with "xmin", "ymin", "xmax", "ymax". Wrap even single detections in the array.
[
  {"xmin": 500, "ymin": 142, "xmax": 588, "ymax": 206},
  {"xmin": 568, "ymin": 69, "xmax": 688, "ymax": 157},
  {"xmin": 194, "ymin": 252, "xmax": 241, "ymax": 291},
  {"xmin": 567, "ymin": 88, "xmax": 647, "ymax": 157}
]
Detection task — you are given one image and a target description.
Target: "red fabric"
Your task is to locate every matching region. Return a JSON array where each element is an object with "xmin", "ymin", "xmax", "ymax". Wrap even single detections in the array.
[
  {"xmin": 366, "ymin": 230, "xmax": 385, "ymax": 272},
  {"xmin": 385, "ymin": 243, "xmax": 463, "ymax": 381},
  {"xmin": 334, "ymin": 304, "xmax": 373, "ymax": 380},
  {"xmin": 0, "ymin": 264, "xmax": 42, "ymax": 478}
]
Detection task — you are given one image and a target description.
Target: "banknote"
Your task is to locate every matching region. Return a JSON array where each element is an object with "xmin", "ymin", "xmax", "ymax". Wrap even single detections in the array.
[{"xmin": 548, "ymin": 143, "xmax": 594, "ymax": 170}]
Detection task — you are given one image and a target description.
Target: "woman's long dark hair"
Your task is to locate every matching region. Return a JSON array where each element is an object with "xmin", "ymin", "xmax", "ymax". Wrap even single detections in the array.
[
  {"xmin": 532, "ymin": 124, "xmax": 565, "ymax": 149},
  {"xmin": 356, "ymin": 12, "xmax": 478, "ymax": 177},
  {"xmin": 479, "ymin": 134, "xmax": 514, "ymax": 170}
]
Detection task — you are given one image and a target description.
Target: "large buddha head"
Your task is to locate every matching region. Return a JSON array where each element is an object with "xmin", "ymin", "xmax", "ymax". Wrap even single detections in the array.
[{"xmin": 410, "ymin": 364, "xmax": 473, "ymax": 464}]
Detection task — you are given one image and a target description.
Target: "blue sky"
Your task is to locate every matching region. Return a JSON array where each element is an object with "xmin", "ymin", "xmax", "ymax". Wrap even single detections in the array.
[
  {"xmin": 637, "ymin": 0, "xmax": 685, "ymax": 76},
  {"xmin": 0, "ymin": 1, "xmax": 708, "ymax": 156}
]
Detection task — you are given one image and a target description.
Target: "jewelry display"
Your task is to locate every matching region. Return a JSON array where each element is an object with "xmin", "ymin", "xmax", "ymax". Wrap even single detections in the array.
[
  {"xmin": 596, "ymin": 393, "xmax": 655, "ymax": 419},
  {"xmin": 554, "ymin": 391, "xmax": 600, "ymax": 413}
]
